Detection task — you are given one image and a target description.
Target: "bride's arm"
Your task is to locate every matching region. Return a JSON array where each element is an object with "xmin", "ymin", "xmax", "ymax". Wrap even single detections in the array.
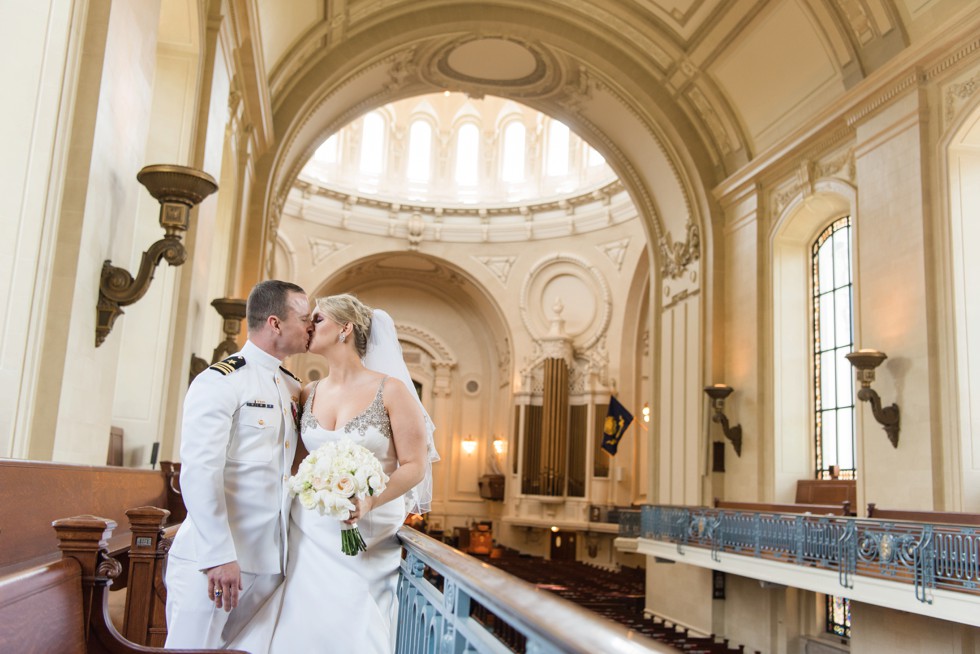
[{"xmin": 346, "ymin": 378, "xmax": 426, "ymax": 521}]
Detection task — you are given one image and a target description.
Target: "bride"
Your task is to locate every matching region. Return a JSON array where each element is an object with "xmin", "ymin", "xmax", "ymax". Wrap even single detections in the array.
[{"xmin": 232, "ymin": 293, "xmax": 438, "ymax": 653}]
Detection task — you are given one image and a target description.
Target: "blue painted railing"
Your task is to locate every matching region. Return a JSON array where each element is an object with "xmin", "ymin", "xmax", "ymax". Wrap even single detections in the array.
[
  {"xmin": 618, "ymin": 506, "xmax": 980, "ymax": 603},
  {"xmin": 395, "ymin": 526, "xmax": 673, "ymax": 654}
]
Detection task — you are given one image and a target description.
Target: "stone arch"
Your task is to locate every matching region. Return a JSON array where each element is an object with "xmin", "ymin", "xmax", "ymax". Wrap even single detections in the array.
[{"xmin": 240, "ymin": 5, "xmax": 716, "ymax": 296}]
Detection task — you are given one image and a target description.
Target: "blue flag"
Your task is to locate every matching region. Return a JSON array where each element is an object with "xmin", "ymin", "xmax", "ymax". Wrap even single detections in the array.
[{"xmin": 601, "ymin": 396, "xmax": 634, "ymax": 456}]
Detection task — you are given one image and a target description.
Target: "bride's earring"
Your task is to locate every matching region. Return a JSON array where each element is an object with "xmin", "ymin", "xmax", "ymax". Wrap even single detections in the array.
[{"xmin": 338, "ymin": 331, "xmax": 347, "ymax": 343}]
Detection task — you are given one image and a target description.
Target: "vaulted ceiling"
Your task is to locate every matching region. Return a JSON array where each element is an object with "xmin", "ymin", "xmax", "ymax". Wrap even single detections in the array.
[{"xmin": 236, "ymin": 0, "xmax": 969, "ymax": 278}]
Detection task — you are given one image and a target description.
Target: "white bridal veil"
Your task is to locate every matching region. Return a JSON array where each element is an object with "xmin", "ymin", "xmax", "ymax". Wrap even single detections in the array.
[{"xmin": 362, "ymin": 309, "xmax": 440, "ymax": 514}]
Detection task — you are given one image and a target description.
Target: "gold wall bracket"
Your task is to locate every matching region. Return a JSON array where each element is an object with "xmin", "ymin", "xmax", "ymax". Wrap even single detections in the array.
[
  {"xmin": 96, "ymin": 165, "xmax": 217, "ymax": 347},
  {"xmin": 845, "ymin": 349, "xmax": 900, "ymax": 448},
  {"xmin": 704, "ymin": 384, "xmax": 742, "ymax": 457}
]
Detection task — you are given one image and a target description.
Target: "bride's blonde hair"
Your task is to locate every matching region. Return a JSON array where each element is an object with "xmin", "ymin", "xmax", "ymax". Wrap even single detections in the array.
[{"xmin": 316, "ymin": 293, "xmax": 373, "ymax": 357}]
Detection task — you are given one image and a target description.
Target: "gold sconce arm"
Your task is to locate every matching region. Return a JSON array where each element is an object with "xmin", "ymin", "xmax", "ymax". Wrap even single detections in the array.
[
  {"xmin": 189, "ymin": 297, "xmax": 248, "ymax": 385},
  {"xmin": 96, "ymin": 165, "xmax": 217, "ymax": 347},
  {"xmin": 704, "ymin": 384, "xmax": 742, "ymax": 457},
  {"xmin": 845, "ymin": 349, "xmax": 900, "ymax": 448}
]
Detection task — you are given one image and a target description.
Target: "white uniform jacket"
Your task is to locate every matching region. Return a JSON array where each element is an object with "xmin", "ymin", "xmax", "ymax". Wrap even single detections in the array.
[{"xmin": 170, "ymin": 340, "xmax": 302, "ymax": 574}]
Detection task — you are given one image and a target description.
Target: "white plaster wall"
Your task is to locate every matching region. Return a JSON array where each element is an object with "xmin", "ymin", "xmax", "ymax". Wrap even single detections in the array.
[
  {"xmin": 948, "ymin": 137, "xmax": 980, "ymax": 511},
  {"xmin": 53, "ymin": 0, "xmax": 162, "ymax": 463},
  {"xmin": 853, "ymin": 94, "xmax": 934, "ymax": 509},
  {"xmin": 721, "ymin": 197, "xmax": 761, "ymax": 501},
  {"xmin": 165, "ymin": 20, "xmax": 236, "ymax": 461},
  {"xmin": 646, "ymin": 560, "xmax": 712, "ymax": 635},
  {"xmin": 0, "ymin": 0, "xmax": 81, "ymax": 457},
  {"xmin": 850, "ymin": 601, "xmax": 980, "ymax": 652},
  {"xmin": 110, "ymin": 39, "xmax": 199, "ymax": 468}
]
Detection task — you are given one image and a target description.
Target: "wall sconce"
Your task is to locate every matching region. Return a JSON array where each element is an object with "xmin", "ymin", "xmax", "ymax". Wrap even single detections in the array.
[
  {"xmin": 492, "ymin": 437, "xmax": 506, "ymax": 455},
  {"xmin": 461, "ymin": 435, "xmax": 478, "ymax": 455},
  {"xmin": 703, "ymin": 384, "xmax": 742, "ymax": 457},
  {"xmin": 189, "ymin": 297, "xmax": 248, "ymax": 383},
  {"xmin": 845, "ymin": 349, "xmax": 900, "ymax": 448},
  {"xmin": 642, "ymin": 403, "xmax": 651, "ymax": 423},
  {"xmin": 96, "ymin": 164, "xmax": 218, "ymax": 346}
]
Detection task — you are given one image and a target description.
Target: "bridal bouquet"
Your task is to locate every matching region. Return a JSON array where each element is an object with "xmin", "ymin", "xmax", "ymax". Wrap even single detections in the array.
[{"xmin": 287, "ymin": 438, "xmax": 389, "ymax": 555}]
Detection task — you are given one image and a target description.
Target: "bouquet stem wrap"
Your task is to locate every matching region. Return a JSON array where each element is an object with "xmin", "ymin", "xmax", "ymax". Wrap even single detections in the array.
[{"xmin": 287, "ymin": 438, "xmax": 389, "ymax": 556}]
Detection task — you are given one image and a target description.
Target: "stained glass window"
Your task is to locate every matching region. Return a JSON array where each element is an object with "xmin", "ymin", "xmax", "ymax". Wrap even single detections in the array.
[
  {"xmin": 812, "ymin": 216, "xmax": 856, "ymax": 480},
  {"xmin": 826, "ymin": 594, "xmax": 851, "ymax": 639}
]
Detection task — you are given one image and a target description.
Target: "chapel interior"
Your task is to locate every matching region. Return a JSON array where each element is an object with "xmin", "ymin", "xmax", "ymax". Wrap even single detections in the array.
[{"xmin": 4, "ymin": 0, "xmax": 980, "ymax": 652}]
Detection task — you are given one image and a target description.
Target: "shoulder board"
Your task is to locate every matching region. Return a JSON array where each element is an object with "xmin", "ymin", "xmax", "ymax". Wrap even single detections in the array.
[
  {"xmin": 279, "ymin": 366, "xmax": 301, "ymax": 383},
  {"xmin": 208, "ymin": 356, "xmax": 246, "ymax": 376}
]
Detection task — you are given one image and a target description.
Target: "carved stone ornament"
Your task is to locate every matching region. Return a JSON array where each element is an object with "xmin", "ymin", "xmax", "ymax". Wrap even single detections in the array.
[
  {"xmin": 474, "ymin": 255, "xmax": 517, "ymax": 284},
  {"xmin": 945, "ymin": 71, "xmax": 980, "ymax": 125},
  {"xmin": 659, "ymin": 222, "xmax": 700, "ymax": 279}
]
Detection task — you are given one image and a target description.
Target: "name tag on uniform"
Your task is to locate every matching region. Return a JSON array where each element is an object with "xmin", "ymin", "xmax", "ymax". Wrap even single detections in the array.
[{"xmin": 246, "ymin": 401, "xmax": 274, "ymax": 408}]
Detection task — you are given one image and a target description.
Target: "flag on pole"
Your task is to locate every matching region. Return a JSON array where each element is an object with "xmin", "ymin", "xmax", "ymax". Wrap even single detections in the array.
[{"xmin": 601, "ymin": 396, "xmax": 634, "ymax": 456}]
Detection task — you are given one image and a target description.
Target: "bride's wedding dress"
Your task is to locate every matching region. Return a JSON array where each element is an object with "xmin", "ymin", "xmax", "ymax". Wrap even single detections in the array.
[{"xmin": 231, "ymin": 378, "xmax": 406, "ymax": 653}]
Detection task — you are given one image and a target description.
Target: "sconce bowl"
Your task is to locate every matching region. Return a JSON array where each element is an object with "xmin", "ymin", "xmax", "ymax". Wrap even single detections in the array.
[
  {"xmin": 211, "ymin": 298, "xmax": 248, "ymax": 321},
  {"xmin": 845, "ymin": 349, "xmax": 887, "ymax": 371},
  {"xmin": 703, "ymin": 384, "xmax": 734, "ymax": 401},
  {"xmin": 137, "ymin": 164, "xmax": 218, "ymax": 207}
]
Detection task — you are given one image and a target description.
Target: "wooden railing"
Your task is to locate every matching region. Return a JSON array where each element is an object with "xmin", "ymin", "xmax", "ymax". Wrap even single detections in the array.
[{"xmin": 395, "ymin": 526, "xmax": 674, "ymax": 654}]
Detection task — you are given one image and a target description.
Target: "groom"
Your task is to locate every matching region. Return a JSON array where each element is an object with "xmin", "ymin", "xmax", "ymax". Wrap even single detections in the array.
[{"xmin": 165, "ymin": 280, "xmax": 312, "ymax": 649}]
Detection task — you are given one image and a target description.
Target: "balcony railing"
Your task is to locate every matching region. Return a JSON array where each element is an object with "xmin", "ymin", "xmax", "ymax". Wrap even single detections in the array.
[
  {"xmin": 617, "ymin": 506, "xmax": 980, "ymax": 604},
  {"xmin": 395, "ymin": 526, "xmax": 674, "ymax": 654}
]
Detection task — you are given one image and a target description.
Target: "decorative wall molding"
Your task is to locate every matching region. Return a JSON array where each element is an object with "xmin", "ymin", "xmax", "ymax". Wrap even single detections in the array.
[
  {"xmin": 597, "ymin": 238, "xmax": 630, "ymax": 271},
  {"xmin": 396, "ymin": 321, "xmax": 457, "ymax": 365},
  {"xmin": 307, "ymin": 236, "xmax": 348, "ymax": 264},
  {"xmin": 659, "ymin": 223, "xmax": 700, "ymax": 279},
  {"xmin": 474, "ymin": 255, "xmax": 517, "ymax": 284},
  {"xmin": 520, "ymin": 253, "xmax": 612, "ymax": 350},
  {"xmin": 770, "ymin": 147, "xmax": 856, "ymax": 219},
  {"xmin": 944, "ymin": 71, "xmax": 980, "ymax": 125}
]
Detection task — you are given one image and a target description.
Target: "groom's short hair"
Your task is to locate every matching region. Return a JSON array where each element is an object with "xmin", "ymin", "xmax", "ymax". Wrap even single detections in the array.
[{"xmin": 247, "ymin": 280, "xmax": 305, "ymax": 332}]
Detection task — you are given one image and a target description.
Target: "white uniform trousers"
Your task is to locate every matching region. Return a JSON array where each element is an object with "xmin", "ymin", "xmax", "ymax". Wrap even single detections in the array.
[{"xmin": 164, "ymin": 554, "xmax": 283, "ymax": 650}]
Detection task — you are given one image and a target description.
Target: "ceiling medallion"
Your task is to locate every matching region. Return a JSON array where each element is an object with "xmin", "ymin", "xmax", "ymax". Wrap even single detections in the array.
[{"xmin": 420, "ymin": 35, "xmax": 562, "ymax": 98}]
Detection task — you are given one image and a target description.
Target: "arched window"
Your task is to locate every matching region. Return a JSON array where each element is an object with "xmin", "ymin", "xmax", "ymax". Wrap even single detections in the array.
[
  {"xmin": 501, "ymin": 121, "xmax": 526, "ymax": 182},
  {"xmin": 314, "ymin": 133, "xmax": 339, "ymax": 164},
  {"xmin": 546, "ymin": 120, "xmax": 570, "ymax": 176},
  {"xmin": 587, "ymin": 145, "xmax": 605, "ymax": 167},
  {"xmin": 455, "ymin": 122, "xmax": 479, "ymax": 185},
  {"xmin": 359, "ymin": 111, "xmax": 385, "ymax": 175},
  {"xmin": 407, "ymin": 120, "xmax": 432, "ymax": 182},
  {"xmin": 812, "ymin": 216, "xmax": 855, "ymax": 480}
]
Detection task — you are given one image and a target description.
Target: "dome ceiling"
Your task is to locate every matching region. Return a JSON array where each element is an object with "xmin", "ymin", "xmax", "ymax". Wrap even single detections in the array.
[{"xmin": 297, "ymin": 92, "xmax": 618, "ymax": 207}]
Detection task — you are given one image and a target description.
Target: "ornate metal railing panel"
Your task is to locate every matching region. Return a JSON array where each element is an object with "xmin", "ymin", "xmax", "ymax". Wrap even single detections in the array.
[
  {"xmin": 622, "ymin": 506, "xmax": 980, "ymax": 604},
  {"xmin": 395, "ymin": 526, "xmax": 675, "ymax": 654}
]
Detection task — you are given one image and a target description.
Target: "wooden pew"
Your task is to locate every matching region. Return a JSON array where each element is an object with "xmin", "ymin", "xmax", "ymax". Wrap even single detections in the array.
[
  {"xmin": 0, "ymin": 459, "xmax": 185, "ymax": 646},
  {"xmin": 0, "ymin": 459, "xmax": 184, "ymax": 574},
  {"xmin": 866, "ymin": 503, "xmax": 980, "ymax": 526},
  {"xmin": 0, "ymin": 514, "xmax": 236, "ymax": 654},
  {"xmin": 795, "ymin": 479, "xmax": 856, "ymax": 507},
  {"xmin": 714, "ymin": 499, "xmax": 852, "ymax": 516}
]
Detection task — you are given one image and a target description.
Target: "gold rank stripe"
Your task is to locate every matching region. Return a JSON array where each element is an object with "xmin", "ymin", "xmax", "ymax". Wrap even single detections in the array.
[{"xmin": 209, "ymin": 356, "xmax": 246, "ymax": 375}]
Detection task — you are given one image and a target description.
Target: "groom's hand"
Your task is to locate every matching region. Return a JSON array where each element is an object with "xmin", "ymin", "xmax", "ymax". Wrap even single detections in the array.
[{"xmin": 206, "ymin": 561, "xmax": 242, "ymax": 611}]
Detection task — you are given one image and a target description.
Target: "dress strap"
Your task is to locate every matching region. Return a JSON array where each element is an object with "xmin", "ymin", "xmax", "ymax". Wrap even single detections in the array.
[{"xmin": 304, "ymin": 380, "xmax": 319, "ymax": 413}]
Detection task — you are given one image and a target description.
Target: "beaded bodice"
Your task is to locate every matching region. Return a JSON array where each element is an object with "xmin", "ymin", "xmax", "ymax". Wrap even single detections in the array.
[{"xmin": 301, "ymin": 377, "xmax": 393, "ymax": 440}]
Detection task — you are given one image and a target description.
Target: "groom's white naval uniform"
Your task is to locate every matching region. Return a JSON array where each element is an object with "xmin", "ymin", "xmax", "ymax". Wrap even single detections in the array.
[{"xmin": 165, "ymin": 339, "xmax": 301, "ymax": 649}]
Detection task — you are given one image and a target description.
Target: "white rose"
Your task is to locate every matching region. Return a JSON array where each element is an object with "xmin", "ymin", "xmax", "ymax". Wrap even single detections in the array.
[
  {"xmin": 299, "ymin": 489, "xmax": 317, "ymax": 510},
  {"xmin": 333, "ymin": 475, "xmax": 356, "ymax": 497}
]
